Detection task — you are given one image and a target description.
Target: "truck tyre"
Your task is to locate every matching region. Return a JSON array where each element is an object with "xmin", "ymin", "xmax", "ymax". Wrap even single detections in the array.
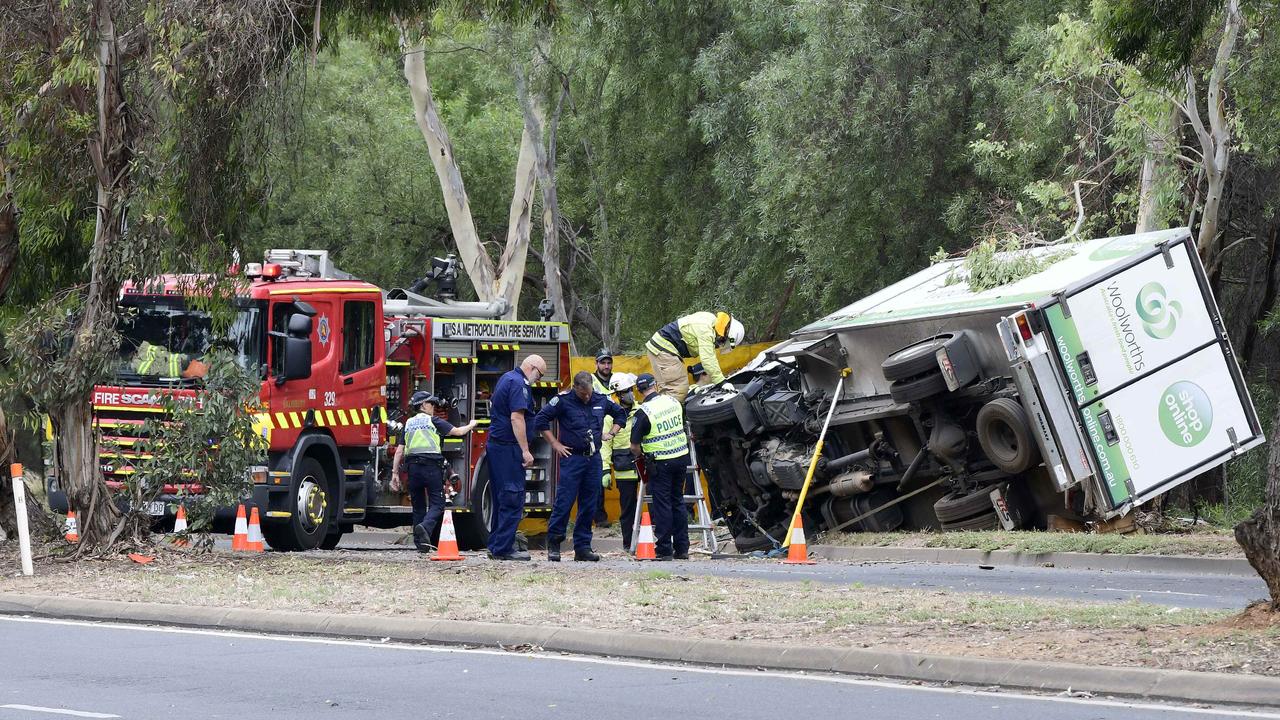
[
  {"xmin": 731, "ymin": 529, "xmax": 777, "ymax": 554},
  {"xmin": 685, "ymin": 388, "xmax": 739, "ymax": 427},
  {"xmin": 881, "ymin": 334, "xmax": 954, "ymax": 382},
  {"xmin": 262, "ymin": 456, "xmax": 334, "ymax": 551},
  {"xmin": 976, "ymin": 398, "xmax": 1040, "ymax": 474},
  {"xmin": 933, "ymin": 485, "xmax": 1001, "ymax": 524},
  {"xmin": 940, "ymin": 509, "xmax": 1001, "ymax": 531},
  {"xmin": 452, "ymin": 466, "xmax": 491, "ymax": 551},
  {"xmin": 319, "ymin": 529, "xmax": 344, "ymax": 550},
  {"xmin": 888, "ymin": 372, "xmax": 947, "ymax": 403}
]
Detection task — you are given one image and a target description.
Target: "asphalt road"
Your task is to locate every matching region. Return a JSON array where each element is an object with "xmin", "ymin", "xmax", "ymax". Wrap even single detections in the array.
[
  {"xmin": 1, "ymin": 617, "xmax": 1274, "ymax": 720},
  {"xmin": 222, "ymin": 531, "xmax": 1270, "ymax": 611}
]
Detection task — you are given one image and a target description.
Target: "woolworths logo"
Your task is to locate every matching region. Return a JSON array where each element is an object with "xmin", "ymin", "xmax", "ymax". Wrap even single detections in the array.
[
  {"xmin": 1159, "ymin": 381, "xmax": 1212, "ymax": 447},
  {"xmin": 1136, "ymin": 282, "xmax": 1182, "ymax": 339}
]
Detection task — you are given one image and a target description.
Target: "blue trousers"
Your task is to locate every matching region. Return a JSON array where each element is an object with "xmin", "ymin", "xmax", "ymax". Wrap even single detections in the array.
[
  {"xmin": 650, "ymin": 456, "xmax": 690, "ymax": 557},
  {"xmin": 546, "ymin": 453, "xmax": 601, "ymax": 551},
  {"xmin": 407, "ymin": 458, "xmax": 445, "ymax": 540},
  {"xmin": 485, "ymin": 442, "xmax": 527, "ymax": 556}
]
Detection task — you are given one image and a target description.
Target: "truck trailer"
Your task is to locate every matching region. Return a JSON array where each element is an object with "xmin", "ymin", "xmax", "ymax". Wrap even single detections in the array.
[{"xmin": 688, "ymin": 228, "xmax": 1265, "ymax": 551}]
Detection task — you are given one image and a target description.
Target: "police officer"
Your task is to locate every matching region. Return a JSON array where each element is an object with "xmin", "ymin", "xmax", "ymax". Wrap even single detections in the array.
[
  {"xmin": 535, "ymin": 371, "xmax": 627, "ymax": 561},
  {"xmin": 630, "ymin": 373, "xmax": 691, "ymax": 560},
  {"xmin": 392, "ymin": 391, "xmax": 477, "ymax": 552},
  {"xmin": 486, "ymin": 355, "xmax": 548, "ymax": 561},
  {"xmin": 591, "ymin": 349, "xmax": 615, "ymax": 527}
]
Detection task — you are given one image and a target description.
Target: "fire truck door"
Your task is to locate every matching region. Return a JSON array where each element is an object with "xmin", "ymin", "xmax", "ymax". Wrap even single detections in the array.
[{"xmin": 335, "ymin": 297, "xmax": 384, "ymax": 446}]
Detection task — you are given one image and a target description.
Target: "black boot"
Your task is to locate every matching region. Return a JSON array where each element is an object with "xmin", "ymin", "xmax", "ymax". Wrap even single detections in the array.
[
  {"xmin": 547, "ymin": 538, "xmax": 562, "ymax": 562},
  {"xmin": 574, "ymin": 548, "xmax": 601, "ymax": 562},
  {"xmin": 413, "ymin": 524, "xmax": 432, "ymax": 553}
]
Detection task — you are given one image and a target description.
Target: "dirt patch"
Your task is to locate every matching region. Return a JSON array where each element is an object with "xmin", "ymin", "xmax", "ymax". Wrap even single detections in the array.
[{"xmin": 2, "ymin": 543, "xmax": 1277, "ymax": 677}]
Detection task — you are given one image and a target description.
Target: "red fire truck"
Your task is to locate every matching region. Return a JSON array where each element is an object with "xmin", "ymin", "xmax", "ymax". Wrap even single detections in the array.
[{"xmin": 47, "ymin": 249, "xmax": 571, "ymax": 551}]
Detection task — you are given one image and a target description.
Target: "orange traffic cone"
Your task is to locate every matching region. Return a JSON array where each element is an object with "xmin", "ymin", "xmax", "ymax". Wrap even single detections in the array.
[
  {"xmin": 64, "ymin": 510, "xmax": 80, "ymax": 543},
  {"xmin": 634, "ymin": 510, "xmax": 656, "ymax": 560},
  {"xmin": 246, "ymin": 506, "xmax": 265, "ymax": 553},
  {"xmin": 171, "ymin": 504, "xmax": 189, "ymax": 548},
  {"xmin": 232, "ymin": 503, "xmax": 248, "ymax": 551},
  {"xmin": 431, "ymin": 508, "xmax": 463, "ymax": 561},
  {"xmin": 782, "ymin": 517, "xmax": 816, "ymax": 565}
]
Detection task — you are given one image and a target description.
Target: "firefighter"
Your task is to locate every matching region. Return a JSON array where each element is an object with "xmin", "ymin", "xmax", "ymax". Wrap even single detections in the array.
[
  {"xmin": 604, "ymin": 373, "xmax": 641, "ymax": 551},
  {"xmin": 485, "ymin": 355, "xmax": 548, "ymax": 561},
  {"xmin": 391, "ymin": 392, "xmax": 477, "ymax": 552},
  {"xmin": 591, "ymin": 349, "xmax": 613, "ymax": 396},
  {"xmin": 630, "ymin": 373, "xmax": 691, "ymax": 560},
  {"xmin": 645, "ymin": 312, "xmax": 744, "ymax": 402},
  {"xmin": 590, "ymin": 349, "xmax": 614, "ymax": 527},
  {"xmin": 534, "ymin": 371, "xmax": 627, "ymax": 561}
]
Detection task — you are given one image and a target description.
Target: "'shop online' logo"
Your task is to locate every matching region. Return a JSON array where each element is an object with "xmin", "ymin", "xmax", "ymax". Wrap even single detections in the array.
[
  {"xmin": 1158, "ymin": 381, "xmax": 1213, "ymax": 447},
  {"xmin": 1136, "ymin": 282, "xmax": 1182, "ymax": 339}
]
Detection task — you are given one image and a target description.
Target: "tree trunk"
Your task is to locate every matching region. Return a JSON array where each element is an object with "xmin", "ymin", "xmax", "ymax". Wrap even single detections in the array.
[
  {"xmin": 58, "ymin": 0, "xmax": 129, "ymax": 550},
  {"xmin": 512, "ymin": 48, "xmax": 569, "ymax": 324},
  {"xmin": 0, "ymin": 169, "xmax": 16, "ymax": 299},
  {"xmin": 1235, "ymin": 402, "xmax": 1280, "ymax": 611},
  {"xmin": 1182, "ymin": 0, "xmax": 1242, "ymax": 268},
  {"xmin": 494, "ymin": 127, "xmax": 539, "ymax": 319},
  {"xmin": 1135, "ymin": 106, "xmax": 1176, "ymax": 234},
  {"xmin": 400, "ymin": 32, "xmax": 497, "ymax": 302}
]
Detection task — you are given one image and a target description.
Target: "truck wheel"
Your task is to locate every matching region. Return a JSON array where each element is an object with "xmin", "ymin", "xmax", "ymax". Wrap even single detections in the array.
[
  {"xmin": 888, "ymin": 372, "xmax": 947, "ymax": 403},
  {"xmin": 262, "ymin": 456, "xmax": 333, "ymax": 552},
  {"xmin": 976, "ymin": 398, "xmax": 1040, "ymax": 474},
  {"xmin": 881, "ymin": 334, "xmax": 954, "ymax": 381},
  {"xmin": 940, "ymin": 510, "xmax": 1001, "ymax": 531},
  {"xmin": 452, "ymin": 467, "xmax": 491, "ymax": 551},
  {"xmin": 731, "ymin": 529, "xmax": 776, "ymax": 554},
  {"xmin": 685, "ymin": 388, "xmax": 739, "ymax": 427},
  {"xmin": 319, "ymin": 530, "xmax": 344, "ymax": 550},
  {"xmin": 933, "ymin": 485, "xmax": 1001, "ymax": 524}
]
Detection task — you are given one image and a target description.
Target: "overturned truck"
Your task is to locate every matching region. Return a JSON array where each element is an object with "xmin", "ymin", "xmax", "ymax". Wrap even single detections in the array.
[{"xmin": 690, "ymin": 228, "xmax": 1265, "ymax": 551}]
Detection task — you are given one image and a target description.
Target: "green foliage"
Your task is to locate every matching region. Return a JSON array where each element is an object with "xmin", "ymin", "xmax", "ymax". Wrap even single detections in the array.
[
  {"xmin": 1094, "ymin": 0, "xmax": 1224, "ymax": 84},
  {"xmin": 941, "ymin": 235, "xmax": 1070, "ymax": 292},
  {"xmin": 130, "ymin": 350, "xmax": 267, "ymax": 535}
]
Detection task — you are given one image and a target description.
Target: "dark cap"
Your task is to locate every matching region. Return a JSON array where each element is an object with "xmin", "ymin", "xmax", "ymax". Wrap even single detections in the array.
[
  {"xmin": 689, "ymin": 362, "xmax": 707, "ymax": 378},
  {"xmin": 409, "ymin": 391, "xmax": 443, "ymax": 408},
  {"xmin": 635, "ymin": 373, "xmax": 656, "ymax": 392},
  {"xmin": 595, "ymin": 349, "xmax": 613, "ymax": 362}
]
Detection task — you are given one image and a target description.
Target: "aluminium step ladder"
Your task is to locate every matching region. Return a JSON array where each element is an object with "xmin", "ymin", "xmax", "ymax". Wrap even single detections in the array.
[{"xmin": 630, "ymin": 429, "xmax": 718, "ymax": 555}]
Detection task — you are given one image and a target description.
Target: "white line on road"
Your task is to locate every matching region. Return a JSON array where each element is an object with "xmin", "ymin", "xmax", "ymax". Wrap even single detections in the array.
[
  {"xmin": 1101, "ymin": 587, "xmax": 1211, "ymax": 598},
  {"xmin": 2, "ymin": 615, "xmax": 1276, "ymax": 718},
  {"xmin": 0, "ymin": 705, "xmax": 119, "ymax": 718}
]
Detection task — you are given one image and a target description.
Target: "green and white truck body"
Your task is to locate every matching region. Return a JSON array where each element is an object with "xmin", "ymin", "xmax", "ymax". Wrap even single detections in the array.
[{"xmin": 694, "ymin": 227, "xmax": 1263, "ymax": 547}]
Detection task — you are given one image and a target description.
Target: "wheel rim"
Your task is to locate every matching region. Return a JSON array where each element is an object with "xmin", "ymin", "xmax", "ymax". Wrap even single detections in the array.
[
  {"xmin": 481, "ymin": 480, "xmax": 494, "ymax": 529},
  {"xmin": 992, "ymin": 420, "xmax": 1020, "ymax": 460},
  {"xmin": 297, "ymin": 476, "xmax": 328, "ymax": 533}
]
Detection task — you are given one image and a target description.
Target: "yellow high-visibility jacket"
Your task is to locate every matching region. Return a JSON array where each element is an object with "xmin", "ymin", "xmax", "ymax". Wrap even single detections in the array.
[{"xmin": 645, "ymin": 311, "xmax": 725, "ymax": 383}]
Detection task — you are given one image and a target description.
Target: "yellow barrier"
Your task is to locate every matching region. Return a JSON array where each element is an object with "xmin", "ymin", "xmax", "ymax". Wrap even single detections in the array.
[
  {"xmin": 519, "ymin": 341, "xmax": 776, "ymax": 538},
  {"xmin": 568, "ymin": 341, "xmax": 776, "ymax": 380}
]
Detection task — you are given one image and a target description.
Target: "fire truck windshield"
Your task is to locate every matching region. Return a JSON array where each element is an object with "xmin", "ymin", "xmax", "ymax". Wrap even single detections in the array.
[{"xmin": 116, "ymin": 299, "xmax": 266, "ymax": 385}]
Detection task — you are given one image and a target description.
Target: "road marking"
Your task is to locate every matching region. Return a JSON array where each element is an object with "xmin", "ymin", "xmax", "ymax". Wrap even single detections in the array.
[
  {"xmin": 1101, "ymin": 587, "xmax": 1211, "ymax": 598},
  {"xmin": 0, "ymin": 705, "xmax": 119, "ymax": 718},
  {"xmin": 2, "ymin": 616, "xmax": 1277, "ymax": 718}
]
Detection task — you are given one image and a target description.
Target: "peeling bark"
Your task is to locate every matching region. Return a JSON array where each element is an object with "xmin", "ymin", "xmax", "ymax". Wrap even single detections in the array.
[
  {"xmin": 1235, "ymin": 401, "xmax": 1280, "ymax": 610},
  {"xmin": 1135, "ymin": 106, "xmax": 1177, "ymax": 234}
]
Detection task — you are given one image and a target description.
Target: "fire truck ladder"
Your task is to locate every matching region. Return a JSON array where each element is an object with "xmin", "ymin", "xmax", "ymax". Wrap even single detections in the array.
[{"xmin": 631, "ymin": 428, "xmax": 718, "ymax": 556}]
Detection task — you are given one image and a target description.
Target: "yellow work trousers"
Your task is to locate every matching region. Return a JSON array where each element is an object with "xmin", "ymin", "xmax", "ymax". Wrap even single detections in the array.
[{"xmin": 647, "ymin": 350, "xmax": 689, "ymax": 403}]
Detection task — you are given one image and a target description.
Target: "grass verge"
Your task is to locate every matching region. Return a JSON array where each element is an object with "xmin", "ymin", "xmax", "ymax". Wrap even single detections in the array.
[
  {"xmin": 1, "ymin": 544, "xmax": 1276, "ymax": 677},
  {"xmin": 818, "ymin": 529, "xmax": 1243, "ymax": 556}
]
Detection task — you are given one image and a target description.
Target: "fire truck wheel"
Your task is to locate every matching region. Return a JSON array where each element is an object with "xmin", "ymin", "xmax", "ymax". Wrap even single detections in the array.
[
  {"xmin": 262, "ymin": 456, "xmax": 334, "ymax": 551},
  {"xmin": 453, "ymin": 470, "xmax": 491, "ymax": 551}
]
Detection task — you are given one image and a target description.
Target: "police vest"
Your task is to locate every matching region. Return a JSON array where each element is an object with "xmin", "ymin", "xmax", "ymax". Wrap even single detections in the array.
[
  {"xmin": 639, "ymin": 394, "xmax": 689, "ymax": 460},
  {"xmin": 404, "ymin": 415, "xmax": 442, "ymax": 457}
]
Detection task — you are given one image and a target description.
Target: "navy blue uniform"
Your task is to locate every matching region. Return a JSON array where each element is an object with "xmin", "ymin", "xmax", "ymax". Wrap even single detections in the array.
[
  {"xmin": 535, "ymin": 390, "xmax": 627, "ymax": 551},
  {"xmin": 405, "ymin": 415, "xmax": 455, "ymax": 541},
  {"xmin": 486, "ymin": 369, "xmax": 533, "ymax": 556}
]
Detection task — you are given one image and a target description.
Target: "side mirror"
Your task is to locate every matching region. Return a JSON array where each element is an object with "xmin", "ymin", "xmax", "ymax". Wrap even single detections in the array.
[
  {"xmin": 282, "ymin": 336, "xmax": 312, "ymax": 381},
  {"xmin": 287, "ymin": 313, "xmax": 312, "ymax": 337}
]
